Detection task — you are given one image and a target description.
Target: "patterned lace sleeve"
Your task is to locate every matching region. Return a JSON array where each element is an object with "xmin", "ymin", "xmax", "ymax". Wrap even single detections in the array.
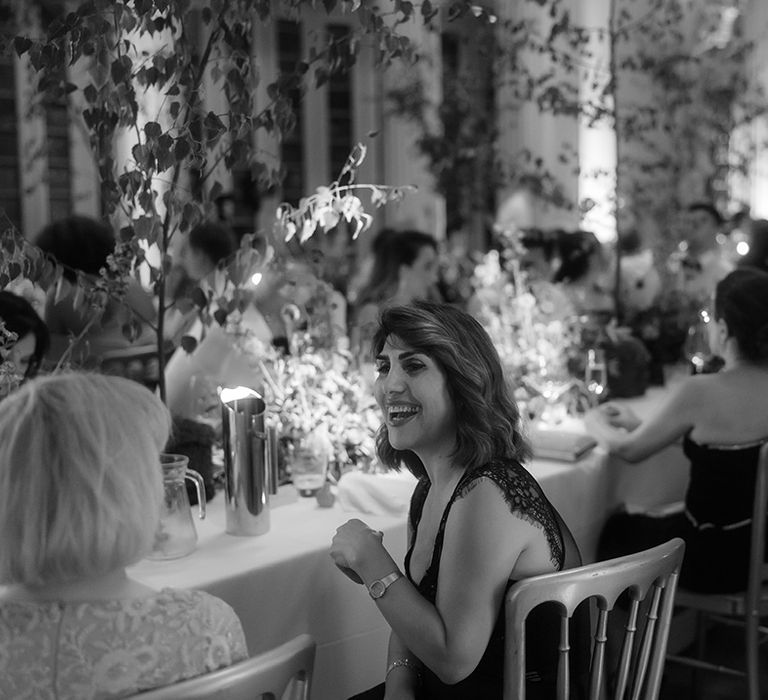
[
  {"xmin": 454, "ymin": 461, "xmax": 565, "ymax": 568},
  {"xmin": 195, "ymin": 592, "xmax": 249, "ymax": 665}
]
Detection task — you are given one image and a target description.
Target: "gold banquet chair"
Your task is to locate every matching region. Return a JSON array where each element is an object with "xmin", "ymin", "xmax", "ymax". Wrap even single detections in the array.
[
  {"xmin": 504, "ymin": 538, "xmax": 685, "ymax": 700},
  {"xmin": 130, "ymin": 634, "xmax": 315, "ymax": 700},
  {"xmin": 667, "ymin": 441, "xmax": 768, "ymax": 700}
]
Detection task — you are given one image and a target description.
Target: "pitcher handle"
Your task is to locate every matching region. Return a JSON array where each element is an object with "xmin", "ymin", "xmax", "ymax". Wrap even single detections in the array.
[{"xmin": 184, "ymin": 469, "xmax": 207, "ymax": 519}]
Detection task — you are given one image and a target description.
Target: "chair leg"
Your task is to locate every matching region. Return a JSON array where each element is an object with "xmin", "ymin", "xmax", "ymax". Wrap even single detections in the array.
[
  {"xmin": 689, "ymin": 612, "xmax": 707, "ymax": 700},
  {"xmin": 746, "ymin": 612, "xmax": 760, "ymax": 700}
]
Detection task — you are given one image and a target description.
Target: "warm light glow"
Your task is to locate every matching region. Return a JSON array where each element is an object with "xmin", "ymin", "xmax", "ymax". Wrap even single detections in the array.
[
  {"xmin": 250, "ymin": 272, "xmax": 263, "ymax": 286},
  {"xmin": 736, "ymin": 241, "xmax": 750, "ymax": 256},
  {"xmin": 219, "ymin": 386, "xmax": 262, "ymax": 403}
]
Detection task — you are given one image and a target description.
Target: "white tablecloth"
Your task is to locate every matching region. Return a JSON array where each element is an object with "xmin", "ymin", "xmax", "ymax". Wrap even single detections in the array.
[{"xmin": 130, "ymin": 382, "xmax": 689, "ymax": 700}]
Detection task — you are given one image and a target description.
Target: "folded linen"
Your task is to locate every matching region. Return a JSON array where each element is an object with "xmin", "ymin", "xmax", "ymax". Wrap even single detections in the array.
[
  {"xmin": 337, "ymin": 470, "xmax": 418, "ymax": 516},
  {"xmin": 529, "ymin": 428, "xmax": 598, "ymax": 462}
]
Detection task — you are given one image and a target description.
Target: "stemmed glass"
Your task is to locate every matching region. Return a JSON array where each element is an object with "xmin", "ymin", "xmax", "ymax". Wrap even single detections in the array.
[
  {"xmin": 525, "ymin": 361, "xmax": 574, "ymax": 426},
  {"xmin": 683, "ymin": 308, "xmax": 711, "ymax": 374},
  {"xmin": 584, "ymin": 348, "xmax": 608, "ymax": 407}
]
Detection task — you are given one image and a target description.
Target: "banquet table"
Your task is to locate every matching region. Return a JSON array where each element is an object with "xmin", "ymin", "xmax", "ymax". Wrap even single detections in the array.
[{"xmin": 130, "ymin": 378, "xmax": 689, "ymax": 700}]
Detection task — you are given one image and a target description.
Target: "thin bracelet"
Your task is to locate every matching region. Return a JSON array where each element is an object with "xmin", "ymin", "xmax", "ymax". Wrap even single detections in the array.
[{"xmin": 385, "ymin": 658, "xmax": 422, "ymax": 681}]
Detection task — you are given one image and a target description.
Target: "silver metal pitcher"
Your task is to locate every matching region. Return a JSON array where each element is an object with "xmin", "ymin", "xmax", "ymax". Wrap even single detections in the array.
[{"xmin": 220, "ymin": 386, "xmax": 272, "ymax": 536}]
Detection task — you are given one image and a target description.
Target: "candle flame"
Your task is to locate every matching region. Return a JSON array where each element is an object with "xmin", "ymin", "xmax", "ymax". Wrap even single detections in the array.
[{"xmin": 219, "ymin": 386, "xmax": 262, "ymax": 403}]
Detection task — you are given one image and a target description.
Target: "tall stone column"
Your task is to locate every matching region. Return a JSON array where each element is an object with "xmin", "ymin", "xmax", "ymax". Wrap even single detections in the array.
[
  {"xmin": 576, "ymin": 0, "xmax": 616, "ymax": 243},
  {"xmin": 494, "ymin": 0, "xmax": 580, "ymax": 232},
  {"xmin": 378, "ymin": 16, "xmax": 444, "ymax": 239}
]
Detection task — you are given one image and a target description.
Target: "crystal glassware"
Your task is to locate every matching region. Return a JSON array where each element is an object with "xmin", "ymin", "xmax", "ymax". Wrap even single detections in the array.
[{"xmin": 584, "ymin": 348, "xmax": 608, "ymax": 406}]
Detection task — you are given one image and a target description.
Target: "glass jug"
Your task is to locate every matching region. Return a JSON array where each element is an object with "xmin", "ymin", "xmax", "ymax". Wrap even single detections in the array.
[{"xmin": 148, "ymin": 453, "xmax": 206, "ymax": 560}]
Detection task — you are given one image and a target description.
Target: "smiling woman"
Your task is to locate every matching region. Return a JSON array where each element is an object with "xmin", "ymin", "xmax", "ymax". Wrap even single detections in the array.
[{"xmin": 330, "ymin": 301, "xmax": 588, "ymax": 700}]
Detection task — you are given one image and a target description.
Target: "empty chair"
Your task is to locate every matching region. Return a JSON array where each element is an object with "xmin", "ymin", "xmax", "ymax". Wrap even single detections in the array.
[
  {"xmin": 129, "ymin": 634, "xmax": 315, "ymax": 699},
  {"xmin": 667, "ymin": 441, "xmax": 768, "ymax": 700},
  {"xmin": 504, "ymin": 538, "xmax": 685, "ymax": 700}
]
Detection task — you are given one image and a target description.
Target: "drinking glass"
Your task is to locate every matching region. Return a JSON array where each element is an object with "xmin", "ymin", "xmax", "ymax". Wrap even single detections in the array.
[
  {"xmin": 683, "ymin": 308, "xmax": 711, "ymax": 374},
  {"xmin": 584, "ymin": 348, "xmax": 608, "ymax": 406},
  {"xmin": 287, "ymin": 431, "xmax": 330, "ymax": 497}
]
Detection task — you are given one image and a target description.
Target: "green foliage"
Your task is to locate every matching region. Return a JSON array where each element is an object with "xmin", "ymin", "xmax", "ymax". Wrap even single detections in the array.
[{"xmin": 3, "ymin": 0, "xmax": 473, "ymax": 399}]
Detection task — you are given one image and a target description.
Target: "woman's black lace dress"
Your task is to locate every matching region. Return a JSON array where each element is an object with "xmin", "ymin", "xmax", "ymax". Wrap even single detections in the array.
[
  {"xmin": 350, "ymin": 460, "xmax": 587, "ymax": 700},
  {"xmin": 404, "ymin": 460, "xmax": 586, "ymax": 699}
]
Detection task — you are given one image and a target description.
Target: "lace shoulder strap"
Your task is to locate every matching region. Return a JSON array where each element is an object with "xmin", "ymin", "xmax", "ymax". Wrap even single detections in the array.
[
  {"xmin": 409, "ymin": 476, "xmax": 430, "ymax": 532},
  {"xmin": 453, "ymin": 461, "xmax": 573, "ymax": 569}
]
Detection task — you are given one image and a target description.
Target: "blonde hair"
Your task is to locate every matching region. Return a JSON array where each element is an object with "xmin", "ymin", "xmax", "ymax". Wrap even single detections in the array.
[{"xmin": 0, "ymin": 372, "xmax": 171, "ymax": 585}]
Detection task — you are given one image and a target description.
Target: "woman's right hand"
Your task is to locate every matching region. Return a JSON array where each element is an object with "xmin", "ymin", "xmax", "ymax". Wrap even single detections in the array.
[{"xmin": 598, "ymin": 403, "xmax": 641, "ymax": 431}]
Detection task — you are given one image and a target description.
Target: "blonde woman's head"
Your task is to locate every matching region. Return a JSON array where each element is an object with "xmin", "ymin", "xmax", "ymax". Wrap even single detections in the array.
[{"xmin": 0, "ymin": 372, "xmax": 171, "ymax": 586}]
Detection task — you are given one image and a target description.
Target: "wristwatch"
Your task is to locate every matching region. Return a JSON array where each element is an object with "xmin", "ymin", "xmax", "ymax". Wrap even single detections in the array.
[{"xmin": 368, "ymin": 571, "xmax": 403, "ymax": 599}]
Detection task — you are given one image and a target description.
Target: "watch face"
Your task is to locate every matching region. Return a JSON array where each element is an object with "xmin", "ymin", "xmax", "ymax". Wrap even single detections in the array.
[{"xmin": 369, "ymin": 580, "xmax": 386, "ymax": 599}]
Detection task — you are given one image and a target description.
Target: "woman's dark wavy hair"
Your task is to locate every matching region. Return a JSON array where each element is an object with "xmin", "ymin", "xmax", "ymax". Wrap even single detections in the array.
[
  {"xmin": 371, "ymin": 301, "xmax": 531, "ymax": 478},
  {"xmin": 714, "ymin": 268, "xmax": 768, "ymax": 363},
  {"xmin": 0, "ymin": 291, "xmax": 50, "ymax": 378}
]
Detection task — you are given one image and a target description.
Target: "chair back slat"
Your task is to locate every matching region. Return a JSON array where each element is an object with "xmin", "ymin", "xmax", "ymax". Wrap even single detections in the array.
[
  {"xmin": 629, "ymin": 584, "xmax": 662, "ymax": 700},
  {"xmin": 505, "ymin": 539, "xmax": 685, "ymax": 700},
  {"xmin": 557, "ymin": 614, "xmax": 571, "ymax": 700},
  {"xmin": 128, "ymin": 634, "xmax": 315, "ymax": 700},
  {"xmin": 613, "ymin": 597, "xmax": 640, "ymax": 700},
  {"xmin": 589, "ymin": 607, "xmax": 609, "ymax": 699}
]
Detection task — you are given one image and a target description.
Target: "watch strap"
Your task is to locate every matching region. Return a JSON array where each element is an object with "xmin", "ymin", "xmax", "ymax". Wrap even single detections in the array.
[{"xmin": 368, "ymin": 570, "xmax": 402, "ymax": 599}]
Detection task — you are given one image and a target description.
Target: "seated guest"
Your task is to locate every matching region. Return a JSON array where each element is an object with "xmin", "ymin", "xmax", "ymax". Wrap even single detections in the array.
[
  {"xmin": 0, "ymin": 372, "xmax": 247, "ymax": 698},
  {"xmin": 0, "ymin": 290, "xmax": 50, "ymax": 381},
  {"xmin": 165, "ymin": 220, "xmax": 243, "ymax": 345},
  {"xmin": 179, "ymin": 220, "xmax": 238, "ymax": 284},
  {"xmin": 552, "ymin": 229, "xmax": 614, "ymax": 316},
  {"xmin": 350, "ymin": 230, "xmax": 439, "ymax": 365},
  {"xmin": 592, "ymin": 268, "xmax": 768, "ymax": 593},
  {"xmin": 331, "ymin": 301, "xmax": 587, "ymax": 699},
  {"xmin": 675, "ymin": 202, "xmax": 734, "ymax": 306},
  {"xmin": 34, "ymin": 215, "xmax": 156, "ymax": 366}
]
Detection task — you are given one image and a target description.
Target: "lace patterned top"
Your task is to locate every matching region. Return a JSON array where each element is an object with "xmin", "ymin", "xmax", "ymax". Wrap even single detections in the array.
[
  {"xmin": 0, "ymin": 588, "xmax": 248, "ymax": 700},
  {"xmin": 406, "ymin": 460, "xmax": 585, "ymax": 699}
]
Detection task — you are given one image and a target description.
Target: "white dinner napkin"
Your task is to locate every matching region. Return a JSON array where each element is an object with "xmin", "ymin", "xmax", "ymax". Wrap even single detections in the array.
[{"xmin": 337, "ymin": 470, "xmax": 418, "ymax": 516}]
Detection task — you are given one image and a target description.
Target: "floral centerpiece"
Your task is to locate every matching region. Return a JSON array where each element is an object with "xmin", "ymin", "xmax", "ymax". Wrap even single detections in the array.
[
  {"xmin": 468, "ymin": 247, "xmax": 584, "ymax": 421},
  {"xmin": 237, "ymin": 331, "xmax": 381, "ymax": 483}
]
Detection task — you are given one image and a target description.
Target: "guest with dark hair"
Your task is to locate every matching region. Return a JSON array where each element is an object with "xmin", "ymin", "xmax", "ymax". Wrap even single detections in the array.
[
  {"xmin": 331, "ymin": 301, "xmax": 586, "ymax": 699},
  {"xmin": 355, "ymin": 230, "xmax": 439, "ymax": 309},
  {"xmin": 350, "ymin": 230, "xmax": 440, "ymax": 363},
  {"xmin": 34, "ymin": 215, "xmax": 156, "ymax": 365},
  {"xmin": 552, "ymin": 230, "xmax": 613, "ymax": 315},
  {"xmin": 0, "ymin": 290, "xmax": 49, "ymax": 380},
  {"xmin": 0, "ymin": 372, "xmax": 247, "ymax": 697},
  {"xmin": 677, "ymin": 201, "xmax": 733, "ymax": 304},
  {"xmin": 180, "ymin": 221, "xmax": 239, "ymax": 282},
  {"xmin": 519, "ymin": 227, "xmax": 558, "ymax": 281},
  {"xmin": 165, "ymin": 220, "xmax": 242, "ymax": 346},
  {"xmin": 592, "ymin": 267, "xmax": 768, "ymax": 593},
  {"xmin": 34, "ymin": 216, "xmax": 118, "ymax": 281}
]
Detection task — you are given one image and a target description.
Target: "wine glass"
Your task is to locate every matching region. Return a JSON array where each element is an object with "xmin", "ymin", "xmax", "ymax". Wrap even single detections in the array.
[
  {"xmin": 683, "ymin": 308, "xmax": 711, "ymax": 374},
  {"xmin": 584, "ymin": 348, "xmax": 608, "ymax": 407}
]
